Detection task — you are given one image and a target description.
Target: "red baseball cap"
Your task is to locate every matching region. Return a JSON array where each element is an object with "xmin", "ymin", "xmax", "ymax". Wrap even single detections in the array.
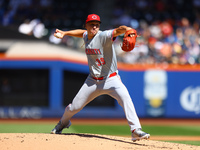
[{"xmin": 85, "ymin": 14, "xmax": 101, "ymax": 24}]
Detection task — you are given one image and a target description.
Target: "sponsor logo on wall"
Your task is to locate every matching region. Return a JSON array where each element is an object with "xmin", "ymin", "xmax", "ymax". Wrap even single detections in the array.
[
  {"xmin": 144, "ymin": 70, "xmax": 167, "ymax": 117},
  {"xmin": 180, "ymin": 86, "xmax": 200, "ymax": 114},
  {"xmin": 0, "ymin": 107, "xmax": 42, "ymax": 119}
]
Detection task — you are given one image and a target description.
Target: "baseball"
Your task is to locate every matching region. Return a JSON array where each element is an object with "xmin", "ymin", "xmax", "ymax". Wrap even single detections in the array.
[{"xmin": 55, "ymin": 32, "xmax": 62, "ymax": 38}]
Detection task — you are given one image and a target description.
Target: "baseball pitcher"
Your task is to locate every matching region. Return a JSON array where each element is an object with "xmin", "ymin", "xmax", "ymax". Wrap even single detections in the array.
[{"xmin": 51, "ymin": 14, "xmax": 150, "ymax": 142}]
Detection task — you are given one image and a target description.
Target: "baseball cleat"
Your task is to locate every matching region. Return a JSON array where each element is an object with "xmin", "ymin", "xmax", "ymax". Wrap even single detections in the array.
[
  {"xmin": 51, "ymin": 120, "xmax": 71, "ymax": 134},
  {"xmin": 131, "ymin": 128, "xmax": 150, "ymax": 142}
]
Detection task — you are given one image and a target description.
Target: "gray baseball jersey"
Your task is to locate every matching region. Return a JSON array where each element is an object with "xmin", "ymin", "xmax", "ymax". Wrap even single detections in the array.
[
  {"xmin": 60, "ymin": 29, "xmax": 141, "ymax": 132},
  {"xmin": 83, "ymin": 30, "xmax": 117, "ymax": 78}
]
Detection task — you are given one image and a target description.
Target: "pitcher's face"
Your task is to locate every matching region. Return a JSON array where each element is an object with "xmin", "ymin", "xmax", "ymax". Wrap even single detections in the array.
[{"xmin": 85, "ymin": 21, "xmax": 100, "ymax": 37}]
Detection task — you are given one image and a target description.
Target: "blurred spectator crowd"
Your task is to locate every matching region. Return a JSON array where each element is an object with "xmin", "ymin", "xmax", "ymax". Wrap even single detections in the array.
[
  {"xmin": 112, "ymin": 0, "xmax": 200, "ymax": 65},
  {"xmin": 0, "ymin": 0, "xmax": 89, "ymax": 28},
  {"xmin": 0, "ymin": 0, "xmax": 90, "ymax": 38},
  {"xmin": 0, "ymin": 0, "xmax": 200, "ymax": 65}
]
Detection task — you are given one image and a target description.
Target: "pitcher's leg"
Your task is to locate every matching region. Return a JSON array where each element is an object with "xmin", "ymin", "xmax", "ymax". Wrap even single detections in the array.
[
  {"xmin": 51, "ymin": 77, "xmax": 99, "ymax": 134},
  {"xmin": 61, "ymin": 80, "xmax": 98, "ymax": 125},
  {"xmin": 106, "ymin": 76, "xmax": 141, "ymax": 131},
  {"xmin": 112, "ymin": 88, "xmax": 141, "ymax": 131},
  {"xmin": 109, "ymin": 77, "xmax": 150, "ymax": 141}
]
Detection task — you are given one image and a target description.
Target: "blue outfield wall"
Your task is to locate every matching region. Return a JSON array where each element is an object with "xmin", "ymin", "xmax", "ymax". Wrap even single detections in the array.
[{"xmin": 0, "ymin": 59, "xmax": 200, "ymax": 118}]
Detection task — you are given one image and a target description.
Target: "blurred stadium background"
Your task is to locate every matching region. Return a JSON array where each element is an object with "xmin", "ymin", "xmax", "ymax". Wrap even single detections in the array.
[{"xmin": 0, "ymin": 0, "xmax": 200, "ymax": 119}]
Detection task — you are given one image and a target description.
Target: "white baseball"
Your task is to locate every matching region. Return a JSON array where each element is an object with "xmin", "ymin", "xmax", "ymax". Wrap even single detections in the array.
[{"xmin": 55, "ymin": 32, "xmax": 62, "ymax": 38}]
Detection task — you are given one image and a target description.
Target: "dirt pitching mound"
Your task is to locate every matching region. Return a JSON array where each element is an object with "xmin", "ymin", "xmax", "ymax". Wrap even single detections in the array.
[{"xmin": 0, "ymin": 133, "xmax": 199, "ymax": 150}]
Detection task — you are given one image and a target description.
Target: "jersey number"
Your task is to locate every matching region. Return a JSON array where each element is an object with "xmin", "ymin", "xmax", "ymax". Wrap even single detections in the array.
[{"xmin": 96, "ymin": 58, "xmax": 106, "ymax": 66}]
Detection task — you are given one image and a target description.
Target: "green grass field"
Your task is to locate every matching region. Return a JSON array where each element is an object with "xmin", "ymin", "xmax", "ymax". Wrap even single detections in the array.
[{"xmin": 0, "ymin": 123, "xmax": 200, "ymax": 146}]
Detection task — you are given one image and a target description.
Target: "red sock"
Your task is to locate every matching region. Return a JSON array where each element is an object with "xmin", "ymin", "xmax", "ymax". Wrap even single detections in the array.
[{"xmin": 132, "ymin": 129, "xmax": 136, "ymax": 133}]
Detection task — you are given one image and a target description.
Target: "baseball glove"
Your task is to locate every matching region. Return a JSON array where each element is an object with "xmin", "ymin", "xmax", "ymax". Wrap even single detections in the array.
[{"xmin": 121, "ymin": 29, "xmax": 138, "ymax": 52}]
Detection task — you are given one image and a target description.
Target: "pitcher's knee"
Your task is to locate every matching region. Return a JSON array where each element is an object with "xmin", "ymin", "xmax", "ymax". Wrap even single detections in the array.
[{"xmin": 65, "ymin": 103, "xmax": 82, "ymax": 114}]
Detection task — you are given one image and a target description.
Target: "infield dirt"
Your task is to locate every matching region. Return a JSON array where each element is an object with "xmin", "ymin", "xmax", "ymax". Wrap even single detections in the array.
[
  {"xmin": 0, "ymin": 118, "xmax": 200, "ymax": 150},
  {"xmin": 0, "ymin": 133, "xmax": 200, "ymax": 150}
]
